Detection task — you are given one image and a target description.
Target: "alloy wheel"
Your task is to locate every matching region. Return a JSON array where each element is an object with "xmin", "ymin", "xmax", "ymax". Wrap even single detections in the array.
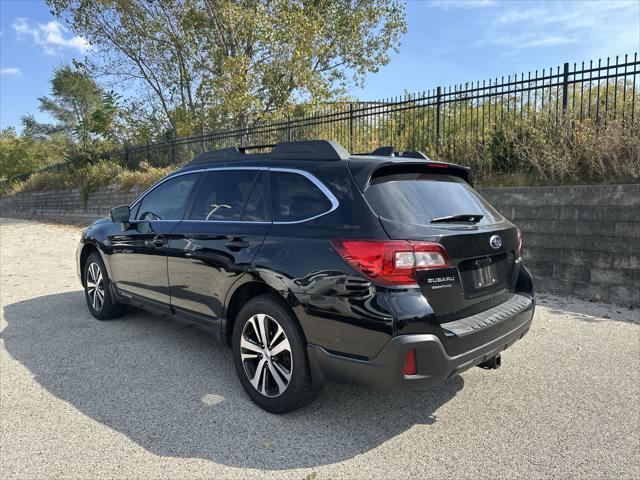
[
  {"xmin": 86, "ymin": 262, "xmax": 105, "ymax": 311},
  {"xmin": 240, "ymin": 313, "xmax": 293, "ymax": 397}
]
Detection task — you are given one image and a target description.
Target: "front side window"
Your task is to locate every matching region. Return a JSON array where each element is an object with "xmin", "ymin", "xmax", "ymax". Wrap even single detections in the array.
[
  {"xmin": 136, "ymin": 173, "xmax": 198, "ymax": 221},
  {"xmin": 270, "ymin": 171, "xmax": 333, "ymax": 222},
  {"xmin": 189, "ymin": 170, "xmax": 262, "ymax": 221}
]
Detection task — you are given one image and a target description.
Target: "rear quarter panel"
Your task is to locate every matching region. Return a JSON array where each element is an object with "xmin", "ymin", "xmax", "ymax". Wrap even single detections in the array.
[{"xmin": 239, "ymin": 162, "xmax": 397, "ymax": 359}]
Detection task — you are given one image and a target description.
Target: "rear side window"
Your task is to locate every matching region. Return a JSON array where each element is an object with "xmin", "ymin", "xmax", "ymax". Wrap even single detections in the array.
[
  {"xmin": 136, "ymin": 173, "xmax": 198, "ymax": 221},
  {"xmin": 241, "ymin": 172, "xmax": 268, "ymax": 221},
  {"xmin": 270, "ymin": 171, "xmax": 333, "ymax": 222},
  {"xmin": 189, "ymin": 170, "xmax": 260, "ymax": 221},
  {"xmin": 364, "ymin": 173, "xmax": 502, "ymax": 226}
]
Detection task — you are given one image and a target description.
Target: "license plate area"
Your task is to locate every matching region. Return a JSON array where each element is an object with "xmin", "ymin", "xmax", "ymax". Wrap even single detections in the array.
[
  {"xmin": 457, "ymin": 252, "xmax": 513, "ymax": 297},
  {"xmin": 471, "ymin": 259, "xmax": 498, "ymax": 288}
]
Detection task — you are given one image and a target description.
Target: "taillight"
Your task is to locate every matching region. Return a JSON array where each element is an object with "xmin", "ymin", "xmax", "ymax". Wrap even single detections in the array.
[
  {"xmin": 516, "ymin": 228, "xmax": 523, "ymax": 258},
  {"xmin": 331, "ymin": 240, "xmax": 451, "ymax": 286}
]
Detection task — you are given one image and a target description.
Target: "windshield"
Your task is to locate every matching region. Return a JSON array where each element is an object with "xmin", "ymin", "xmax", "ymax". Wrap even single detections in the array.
[{"xmin": 364, "ymin": 173, "xmax": 503, "ymax": 226}]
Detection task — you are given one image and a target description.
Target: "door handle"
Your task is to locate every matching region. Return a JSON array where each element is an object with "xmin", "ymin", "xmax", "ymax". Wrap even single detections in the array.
[
  {"xmin": 145, "ymin": 234, "xmax": 167, "ymax": 247},
  {"xmin": 185, "ymin": 234, "xmax": 224, "ymax": 241},
  {"xmin": 225, "ymin": 237, "xmax": 250, "ymax": 249}
]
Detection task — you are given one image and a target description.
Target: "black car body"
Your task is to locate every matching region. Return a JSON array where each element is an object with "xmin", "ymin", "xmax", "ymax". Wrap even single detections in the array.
[{"xmin": 76, "ymin": 140, "xmax": 535, "ymax": 412}]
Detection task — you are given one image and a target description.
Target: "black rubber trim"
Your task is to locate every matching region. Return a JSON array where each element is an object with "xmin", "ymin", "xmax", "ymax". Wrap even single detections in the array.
[{"xmin": 440, "ymin": 294, "xmax": 533, "ymax": 337}]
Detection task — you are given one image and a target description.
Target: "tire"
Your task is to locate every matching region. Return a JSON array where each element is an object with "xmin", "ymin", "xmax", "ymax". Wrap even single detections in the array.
[
  {"xmin": 83, "ymin": 252, "xmax": 127, "ymax": 320},
  {"xmin": 232, "ymin": 295, "xmax": 320, "ymax": 413}
]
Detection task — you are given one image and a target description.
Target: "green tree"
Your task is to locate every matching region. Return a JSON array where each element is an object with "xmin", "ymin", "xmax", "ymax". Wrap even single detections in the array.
[
  {"xmin": 23, "ymin": 64, "xmax": 98, "ymax": 147},
  {"xmin": 0, "ymin": 128, "xmax": 64, "ymax": 180},
  {"xmin": 22, "ymin": 64, "xmax": 121, "ymax": 160},
  {"xmin": 47, "ymin": 0, "xmax": 406, "ymax": 136}
]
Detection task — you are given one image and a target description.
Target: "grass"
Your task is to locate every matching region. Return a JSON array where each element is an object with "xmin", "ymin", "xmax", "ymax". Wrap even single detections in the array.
[
  {"xmin": 117, "ymin": 162, "xmax": 175, "ymax": 190},
  {"xmin": 2, "ymin": 116, "xmax": 639, "ymax": 196},
  {"xmin": 2, "ymin": 161, "xmax": 173, "ymax": 196},
  {"xmin": 437, "ymin": 117, "xmax": 640, "ymax": 187}
]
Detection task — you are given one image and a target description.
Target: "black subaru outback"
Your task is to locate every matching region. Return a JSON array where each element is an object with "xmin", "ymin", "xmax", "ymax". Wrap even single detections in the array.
[{"xmin": 76, "ymin": 140, "xmax": 534, "ymax": 413}]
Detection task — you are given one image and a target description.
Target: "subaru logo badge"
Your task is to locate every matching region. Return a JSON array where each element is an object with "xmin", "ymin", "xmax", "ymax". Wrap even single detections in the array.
[{"xmin": 489, "ymin": 235, "xmax": 502, "ymax": 249}]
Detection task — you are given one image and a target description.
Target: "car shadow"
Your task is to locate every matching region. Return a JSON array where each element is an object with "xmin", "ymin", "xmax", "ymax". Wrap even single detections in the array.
[{"xmin": 2, "ymin": 291, "xmax": 463, "ymax": 470}]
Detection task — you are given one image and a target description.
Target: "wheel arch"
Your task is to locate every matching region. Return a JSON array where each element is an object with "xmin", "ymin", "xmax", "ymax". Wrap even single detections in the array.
[
  {"xmin": 79, "ymin": 241, "xmax": 114, "ymax": 285},
  {"xmin": 224, "ymin": 278, "xmax": 324, "ymax": 388},
  {"xmin": 223, "ymin": 279, "xmax": 300, "ymax": 346},
  {"xmin": 79, "ymin": 242, "xmax": 100, "ymax": 285}
]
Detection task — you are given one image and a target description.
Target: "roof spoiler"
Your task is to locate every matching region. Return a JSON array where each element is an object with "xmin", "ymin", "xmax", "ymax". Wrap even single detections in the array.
[
  {"xmin": 350, "ymin": 145, "xmax": 473, "ymax": 188},
  {"xmin": 363, "ymin": 145, "xmax": 472, "ymax": 185}
]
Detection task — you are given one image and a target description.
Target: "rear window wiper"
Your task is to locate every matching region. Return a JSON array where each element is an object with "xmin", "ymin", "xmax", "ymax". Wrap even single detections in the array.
[{"xmin": 431, "ymin": 213, "xmax": 484, "ymax": 223}]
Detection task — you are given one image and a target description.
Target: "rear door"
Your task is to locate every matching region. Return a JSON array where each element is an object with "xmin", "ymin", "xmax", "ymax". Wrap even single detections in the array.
[
  {"xmin": 109, "ymin": 172, "xmax": 200, "ymax": 306},
  {"xmin": 167, "ymin": 169, "xmax": 270, "ymax": 319},
  {"xmin": 361, "ymin": 169, "xmax": 520, "ymax": 320}
]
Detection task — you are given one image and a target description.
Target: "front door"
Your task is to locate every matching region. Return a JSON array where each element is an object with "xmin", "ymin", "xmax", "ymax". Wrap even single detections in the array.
[
  {"xmin": 168, "ymin": 169, "xmax": 270, "ymax": 319},
  {"xmin": 109, "ymin": 172, "xmax": 200, "ymax": 305}
]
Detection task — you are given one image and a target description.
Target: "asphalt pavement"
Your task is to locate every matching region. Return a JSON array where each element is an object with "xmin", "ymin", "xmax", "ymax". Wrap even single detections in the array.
[{"xmin": 1, "ymin": 218, "xmax": 638, "ymax": 479}]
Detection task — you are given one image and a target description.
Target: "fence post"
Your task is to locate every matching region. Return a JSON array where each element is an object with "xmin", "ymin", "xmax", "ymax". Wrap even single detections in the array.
[
  {"xmin": 171, "ymin": 139, "xmax": 177, "ymax": 165},
  {"xmin": 436, "ymin": 86, "xmax": 442, "ymax": 148},
  {"xmin": 562, "ymin": 62, "xmax": 570, "ymax": 112},
  {"xmin": 146, "ymin": 142, "xmax": 150, "ymax": 164},
  {"xmin": 287, "ymin": 117, "xmax": 293, "ymax": 141},
  {"xmin": 349, "ymin": 103, "xmax": 354, "ymax": 152},
  {"xmin": 125, "ymin": 146, "xmax": 130, "ymax": 168}
]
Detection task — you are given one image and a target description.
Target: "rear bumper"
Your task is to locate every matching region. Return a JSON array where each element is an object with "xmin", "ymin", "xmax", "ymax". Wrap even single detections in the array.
[{"xmin": 307, "ymin": 298, "xmax": 534, "ymax": 390}]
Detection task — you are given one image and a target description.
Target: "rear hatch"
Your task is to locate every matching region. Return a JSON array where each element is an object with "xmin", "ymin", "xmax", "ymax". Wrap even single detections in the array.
[{"xmin": 359, "ymin": 164, "xmax": 520, "ymax": 321}]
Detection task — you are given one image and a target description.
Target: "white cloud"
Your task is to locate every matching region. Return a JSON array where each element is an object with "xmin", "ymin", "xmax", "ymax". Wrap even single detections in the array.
[
  {"xmin": 489, "ymin": 33, "xmax": 576, "ymax": 50},
  {"xmin": 430, "ymin": 0, "xmax": 496, "ymax": 9},
  {"xmin": 0, "ymin": 67, "xmax": 22, "ymax": 75},
  {"xmin": 12, "ymin": 18, "xmax": 90, "ymax": 56},
  {"xmin": 475, "ymin": 0, "xmax": 639, "ymax": 56},
  {"xmin": 519, "ymin": 36, "xmax": 575, "ymax": 49}
]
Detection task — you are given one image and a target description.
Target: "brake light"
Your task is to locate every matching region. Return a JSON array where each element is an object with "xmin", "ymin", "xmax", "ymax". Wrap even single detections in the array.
[
  {"xmin": 426, "ymin": 162, "xmax": 448, "ymax": 168},
  {"xmin": 516, "ymin": 228, "xmax": 523, "ymax": 258},
  {"xmin": 331, "ymin": 240, "xmax": 451, "ymax": 286},
  {"xmin": 404, "ymin": 349, "xmax": 417, "ymax": 376}
]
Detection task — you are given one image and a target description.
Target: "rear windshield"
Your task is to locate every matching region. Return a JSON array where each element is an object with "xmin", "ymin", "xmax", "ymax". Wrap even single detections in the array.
[{"xmin": 364, "ymin": 173, "xmax": 503, "ymax": 226}]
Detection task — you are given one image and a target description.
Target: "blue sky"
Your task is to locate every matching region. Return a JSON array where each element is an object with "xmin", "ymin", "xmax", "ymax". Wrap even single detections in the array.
[{"xmin": 1, "ymin": 0, "xmax": 639, "ymax": 131}]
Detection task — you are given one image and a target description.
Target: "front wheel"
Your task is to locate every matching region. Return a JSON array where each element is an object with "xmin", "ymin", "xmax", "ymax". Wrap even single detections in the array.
[
  {"xmin": 232, "ymin": 295, "xmax": 320, "ymax": 413},
  {"xmin": 84, "ymin": 252, "xmax": 127, "ymax": 320}
]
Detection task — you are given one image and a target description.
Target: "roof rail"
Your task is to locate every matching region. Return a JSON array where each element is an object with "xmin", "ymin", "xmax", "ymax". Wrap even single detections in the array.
[
  {"xmin": 272, "ymin": 140, "xmax": 349, "ymax": 160},
  {"xmin": 187, "ymin": 140, "xmax": 350, "ymax": 165},
  {"xmin": 190, "ymin": 147, "xmax": 242, "ymax": 164},
  {"xmin": 370, "ymin": 146, "xmax": 431, "ymax": 160}
]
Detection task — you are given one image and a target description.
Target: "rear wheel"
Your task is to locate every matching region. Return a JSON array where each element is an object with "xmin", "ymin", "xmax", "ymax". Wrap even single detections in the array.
[
  {"xmin": 84, "ymin": 252, "xmax": 127, "ymax": 320},
  {"xmin": 232, "ymin": 295, "xmax": 320, "ymax": 413}
]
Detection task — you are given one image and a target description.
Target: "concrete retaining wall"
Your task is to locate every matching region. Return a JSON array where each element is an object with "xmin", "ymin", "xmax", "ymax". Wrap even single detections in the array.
[
  {"xmin": 482, "ymin": 184, "xmax": 640, "ymax": 306},
  {"xmin": 2, "ymin": 183, "xmax": 639, "ymax": 306},
  {"xmin": 0, "ymin": 185, "xmax": 142, "ymax": 225}
]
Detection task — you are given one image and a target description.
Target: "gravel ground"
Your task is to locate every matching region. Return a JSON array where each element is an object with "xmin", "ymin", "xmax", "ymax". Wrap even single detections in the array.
[{"xmin": 1, "ymin": 218, "xmax": 639, "ymax": 480}]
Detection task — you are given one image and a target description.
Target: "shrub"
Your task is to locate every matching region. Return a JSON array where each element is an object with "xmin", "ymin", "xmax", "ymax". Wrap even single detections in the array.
[
  {"xmin": 76, "ymin": 161, "xmax": 124, "ymax": 188},
  {"xmin": 117, "ymin": 161, "xmax": 173, "ymax": 190},
  {"xmin": 501, "ymin": 117, "xmax": 640, "ymax": 185},
  {"xmin": 434, "ymin": 116, "xmax": 640, "ymax": 186},
  {"xmin": 2, "ymin": 112, "xmax": 638, "ymax": 197},
  {"xmin": 18, "ymin": 171, "xmax": 71, "ymax": 192}
]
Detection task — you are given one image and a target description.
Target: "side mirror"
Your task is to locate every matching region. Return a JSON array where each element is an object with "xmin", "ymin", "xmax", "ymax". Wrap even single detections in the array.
[{"xmin": 109, "ymin": 205, "xmax": 131, "ymax": 223}]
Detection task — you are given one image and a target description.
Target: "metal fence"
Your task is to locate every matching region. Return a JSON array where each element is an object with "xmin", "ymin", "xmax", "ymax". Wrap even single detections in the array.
[{"xmin": 13, "ymin": 52, "xmax": 640, "ymax": 180}]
